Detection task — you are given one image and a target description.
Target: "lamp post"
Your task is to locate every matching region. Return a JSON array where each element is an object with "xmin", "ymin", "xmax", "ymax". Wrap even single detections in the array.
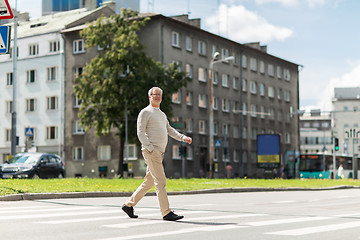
[{"xmin": 208, "ymin": 52, "xmax": 234, "ymax": 178}]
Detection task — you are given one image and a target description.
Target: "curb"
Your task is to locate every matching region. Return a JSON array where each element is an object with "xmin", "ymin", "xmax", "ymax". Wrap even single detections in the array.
[{"xmin": 0, "ymin": 185, "xmax": 359, "ymax": 202}]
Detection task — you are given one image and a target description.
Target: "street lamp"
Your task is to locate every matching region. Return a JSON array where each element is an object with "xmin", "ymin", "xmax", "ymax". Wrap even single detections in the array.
[{"xmin": 209, "ymin": 52, "xmax": 234, "ymax": 178}]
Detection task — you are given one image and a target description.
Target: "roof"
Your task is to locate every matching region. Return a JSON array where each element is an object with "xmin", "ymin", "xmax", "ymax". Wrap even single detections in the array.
[
  {"xmin": 334, "ymin": 87, "xmax": 360, "ymax": 100},
  {"xmin": 9, "ymin": 6, "xmax": 112, "ymax": 39}
]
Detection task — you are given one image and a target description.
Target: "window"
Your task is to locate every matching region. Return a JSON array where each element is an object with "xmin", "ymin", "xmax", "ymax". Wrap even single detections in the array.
[
  {"xmin": 221, "ymin": 48, "xmax": 229, "ymax": 59},
  {"xmin": 242, "ymin": 103, "xmax": 247, "ymax": 115},
  {"xmin": 73, "ymin": 120, "xmax": 85, "ymax": 134},
  {"xmin": 47, "ymin": 66, "xmax": 57, "ymax": 81},
  {"xmin": 251, "ymin": 128, "xmax": 257, "ymax": 140},
  {"xmin": 26, "ymin": 98, "xmax": 36, "ymax": 112},
  {"xmin": 172, "ymin": 145, "xmax": 181, "ymax": 159},
  {"xmin": 222, "ymin": 99, "xmax": 230, "ymax": 112},
  {"xmin": 233, "ymin": 101, "xmax": 240, "ymax": 113},
  {"xmin": 268, "ymin": 64, "xmax": 274, "ymax": 77},
  {"xmin": 250, "ymin": 104, "xmax": 257, "ymax": 117},
  {"xmin": 186, "ymin": 118, "xmax": 193, "ymax": 132},
  {"xmin": 213, "ymin": 71, "xmax": 218, "ymax": 85},
  {"xmin": 185, "ymin": 36, "xmax": 192, "ymax": 51},
  {"xmin": 49, "ymin": 40, "xmax": 60, "ymax": 52},
  {"xmin": 222, "ymin": 74, "xmax": 229, "ymax": 87},
  {"xmin": 73, "ymin": 147, "xmax": 84, "ymax": 160},
  {"xmin": 234, "ymin": 150, "xmax": 240, "ymax": 163},
  {"xmin": 277, "ymin": 66, "xmax": 282, "ymax": 79},
  {"xmin": 5, "ymin": 129, "xmax": 11, "ymax": 142},
  {"xmin": 27, "ymin": 69, "xmax": 37, "ymax": 83},
  {"xmin": 198, "ymin": 67, "xmax": 206, "ymax": 82},
  {"xmin": 185, "ymin": 64, "xmax": 193, "ymax": 78},
  {"xmin": 213, "ymin": 122, "xmax": 218, "ymax": 136},
  {"xmin": 73, "ymin": 95, "xmax": 82, "ymax": 108},
  {"xmin": 233, "ymin": 125, "xmax": 239, "ymax": 138},
  {"xmin": 260, "ymin": 61, "xmax": 265, "ymax": 74},
  {"xmin": 278, "ymin": 111, "xmax": 283, "ymax": 121},
  {"xmin": 198, "ymin": 94, "xmax": 207, "ymax": 108},
  {"xmin": 73, "ymin": 39, "xmax": 85, "ymax": 54},
  {"xmin": 198, "ymin": 40, "xmax": 206, "ymax": 55},
  {"xmin": 278, "ymin": 88, "xmax": 282, "ymax": 100},
  {"xmin": 172, "ymin": 32, "xmax": 180, "ymax": 47},
  {"xmin": 29, "ymin": 43, "xmax": 39, "ymax": 56},
  {"xmin": 284, "ymin": 68, "xmax": 291, "ymax": 81},
  {"xmin": 260, "ymin": 106, "xmax": 265, "ymax": 119},
  {"xmin": 212, "ymin": 45, "xmax": 217, "ymax": 56},
  {"xmin": 47, "ymin": 96, "xmax": 58, "ymax": 110},
  {"xmin": 6, "ymin": 72, "xmax": 12, "ymax": 86},
  {"xmin": 242, "ymin": 79, "xmax": 247, "ymax": 92},
  {"xmin": 269, "ymin": 108, "xmax": 275, "ymax": 120},
  {"xmin": 98, "ymin": 145, "xmax": 111, "ymax": 160},
  {"xmin": 268, "ymin": 86, "xmax": 275, "ymax": 98},
  {"xmin": 171, "ymin": 60, "xmax": 182, "ymax": 72},
  {"xmin": 6, "ymin": 101, "xmax": 12, "ymax": 113},
  {"xmin": 223, "ymin": 123, "xmax": 230, "ymax": 136},
  {"xmin": 250, "ymin": 81, "xmax": 257, "ymax": 94},
  {"xmin": 186, "ymin": 92, "xmax": 193, "ymax": 106},
  {"xmin": 233, "ymin": 77, "xmax": 239, "ymax": 89},
  {"xmin": 199, "ymin": 120, "xmax": 206, "ymax": 134},
  {"xmin": 250, "ymin": 57, "xmax": 257, "ymax": 71},
  {"xmin": 74, "ymin": 67, "xmax": 83, "ymax": 78},
  {"xmin": 125, "ymin": 144, "xmax": 138, "ymax": 160},
  {"xmin": 284, "ymin": 90, "xmax": 291, "ymax": 102},
  {"xmin": 285, "ymin": 132, "xmax": 291, "ymax": 144},
  {"xmin": 46, "ymin": 126, "xmax": 58, "ymax": 140},
  {"xmin": 213, "ymin": 97, "xmax": 218, "ymax": 110},
  {"xmin": 241, "ymin": 55, "xmax": 247, "ymax": 68},
  {"xmin": 242, "ymin": 127, "xmax": 247, "ymax": 139},
  {"xmin": 172, "ymin": 90, "xmax": 181, "ymax": 104},
  {"xmin": 259, "ymin": 83, "xmax": 265, "ymax": 96}
]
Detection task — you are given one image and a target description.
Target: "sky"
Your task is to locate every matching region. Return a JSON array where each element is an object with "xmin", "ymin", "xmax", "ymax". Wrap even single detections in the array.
[{"xmin": 7, "ymin": 0, "xmax": 360, "ymax": 112}]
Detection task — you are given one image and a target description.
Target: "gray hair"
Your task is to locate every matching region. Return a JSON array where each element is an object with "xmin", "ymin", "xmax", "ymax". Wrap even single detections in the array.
[{"xmin": 148, "ymin": 87, "xmax": 163, "ymax": 96}]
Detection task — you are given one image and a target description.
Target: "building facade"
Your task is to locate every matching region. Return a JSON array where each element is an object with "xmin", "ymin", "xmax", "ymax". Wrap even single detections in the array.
[
  {"xmin": 332, "ymin": 87, "xmax": 360, "ymax": 156},
  {"xmin": 62, "ymin": 13, "xmax": 300, "ymax": 178},
  {"xmin": 299, "ymin": 112, "xmax": 332, "ymax": 154}
]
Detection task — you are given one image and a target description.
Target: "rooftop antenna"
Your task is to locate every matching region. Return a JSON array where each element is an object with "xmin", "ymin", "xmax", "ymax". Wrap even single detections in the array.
[{"xmin": 187, "ymin": 0, "xmax": 191, "ymax": 14}]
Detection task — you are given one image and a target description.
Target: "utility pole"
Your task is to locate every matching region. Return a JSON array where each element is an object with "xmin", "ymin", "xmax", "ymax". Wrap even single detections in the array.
[{"xmin": 11, "ymin": 0, "xmax": 18, "ymax": 155}]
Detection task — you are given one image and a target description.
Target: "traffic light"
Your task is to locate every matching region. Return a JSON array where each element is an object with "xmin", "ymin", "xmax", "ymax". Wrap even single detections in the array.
[{"xmin": 334, "ymin": 138, "xmax": 339, "ymax": 151}]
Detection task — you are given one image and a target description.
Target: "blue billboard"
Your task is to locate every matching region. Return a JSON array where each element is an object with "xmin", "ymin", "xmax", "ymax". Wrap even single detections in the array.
[{"xmin": 257, "ymin": 134, "xmax": 281, "ymax": 168}]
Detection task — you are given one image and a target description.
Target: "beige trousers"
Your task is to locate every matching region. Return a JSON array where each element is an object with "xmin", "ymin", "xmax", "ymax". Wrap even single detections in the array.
[{"xmin": 125, "ymin": 148, "xmax": 171, "ymax": 217}]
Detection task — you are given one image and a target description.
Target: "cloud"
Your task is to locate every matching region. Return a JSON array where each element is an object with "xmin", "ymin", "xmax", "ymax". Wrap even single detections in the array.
[
  {"xmin": 254, "ymin": 0, "xmax": 325, "ymax": 8},
  {"xmin": 314, "ymin": 63, "xmax": 360, "ymax": 111},
  {"xmin": 205, "ymin": 4, "xmax": 293, "ymax": 43}
]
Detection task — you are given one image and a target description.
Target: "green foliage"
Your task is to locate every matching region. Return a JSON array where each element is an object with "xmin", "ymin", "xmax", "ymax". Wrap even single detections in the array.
[{"xmin": 74, "ymin": 9, "xmax": 190, "ymax": 139}]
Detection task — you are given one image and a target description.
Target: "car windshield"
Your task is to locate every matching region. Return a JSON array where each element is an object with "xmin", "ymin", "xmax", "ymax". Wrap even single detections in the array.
[{"xmin": 13, "ymin": 155, "xmax": 39, "ymax": 165}]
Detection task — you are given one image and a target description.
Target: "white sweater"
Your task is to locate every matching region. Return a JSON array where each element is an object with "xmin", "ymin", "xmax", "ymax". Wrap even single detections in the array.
[{"xmin": 137, "ymin": 105, "xmax": 185, "ymax": 153}]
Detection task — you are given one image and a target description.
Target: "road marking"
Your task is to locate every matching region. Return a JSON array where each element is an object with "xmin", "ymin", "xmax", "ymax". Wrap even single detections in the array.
[
  {"xmin": 97, "ymin": 225, "xmax": 246, "ymax": 240},
  {"xmin": 246, "ymin": 216, "xmax": 333, "ymax": 226},
  {"xmin": 37, "ymin": 210, "xmax": 207, "ymax": 224},
  {"xmin": 103, "ymin": 213, "xmax": 266, "ymax": 229},
  {"xmin": 272, "ymin": 200, "xmax": 296, "ymax": 204},
  {"xmin": 266, "ymin": 221, "xmax": 360, "ymax": 236},
  {"xmin": 0, "ymin": 206, "xmax": 100, "ymax": 214}
]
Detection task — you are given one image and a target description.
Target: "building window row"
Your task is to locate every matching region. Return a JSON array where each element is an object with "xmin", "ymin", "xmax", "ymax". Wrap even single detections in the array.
[{"xmin": 4, "ymin": 126, "xmax": 58, "ymax": 143}]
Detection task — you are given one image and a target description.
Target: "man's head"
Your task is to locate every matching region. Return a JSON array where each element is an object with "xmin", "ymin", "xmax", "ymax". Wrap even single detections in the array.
[{"xmin": 148, "ymin": 87, "xmax": 163, "ymax": 107}]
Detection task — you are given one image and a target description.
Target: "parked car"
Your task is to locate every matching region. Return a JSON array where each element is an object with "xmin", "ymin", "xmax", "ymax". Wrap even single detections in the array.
[{"xmin": 0, "ymin": 152, "xmax": 65, "ymax": 179}]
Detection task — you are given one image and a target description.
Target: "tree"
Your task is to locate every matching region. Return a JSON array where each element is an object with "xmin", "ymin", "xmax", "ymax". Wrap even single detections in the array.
[{"xmin": 74, "ymin": 9, "xmax": 189, "ymax": 177}]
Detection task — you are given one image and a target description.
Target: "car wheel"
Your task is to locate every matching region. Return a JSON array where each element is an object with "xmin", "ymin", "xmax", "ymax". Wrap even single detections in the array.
[
  {"xmin": 32, "ymin": 173, "xmax": 40, "ymax": 179},
  {"xmin": 58, "ymin": 173, "xmax": 64, "ymax": 179}
]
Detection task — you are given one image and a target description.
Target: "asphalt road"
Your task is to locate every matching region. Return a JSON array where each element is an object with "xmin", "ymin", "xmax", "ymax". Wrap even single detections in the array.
[{"xmin": 1, "ymin": 189, "xmax": 360, "ymax": 240}]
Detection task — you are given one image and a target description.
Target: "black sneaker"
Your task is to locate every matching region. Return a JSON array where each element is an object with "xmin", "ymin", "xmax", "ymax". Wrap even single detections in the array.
[
  {"xmin": 122, "ymin": 204, "xmax": 138, "ymax": 218},
  {"xmin": 163, "ymin": 211, "xmax": 184, "ymax": 221}
]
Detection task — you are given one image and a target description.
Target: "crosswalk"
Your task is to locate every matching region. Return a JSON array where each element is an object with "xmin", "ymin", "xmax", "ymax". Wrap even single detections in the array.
[{"xmin": 1, "ymin": 201, "xmax": 360, "ymax": 239}]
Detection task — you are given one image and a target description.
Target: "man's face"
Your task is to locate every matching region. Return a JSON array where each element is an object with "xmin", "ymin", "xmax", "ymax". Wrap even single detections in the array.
[{"xmin": 149, "ymin": 89, "xmax": 162, "ymax": 106}]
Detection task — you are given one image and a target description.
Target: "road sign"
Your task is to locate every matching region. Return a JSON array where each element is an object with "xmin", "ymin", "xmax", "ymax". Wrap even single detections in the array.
[
  {"xmin": 215, "ymin": 140, "xmax": 221, "ymax": 147},
  {"xmin": 0, "ymin": 26, "xmax": 10, "ymax": 54},
  {"xmin": 25, "ymin": 127, "xmax": 34, "ymax": 137},
  {"xmin": 0, "ymin": 0, "xmax": 13, "ymax": 19}
]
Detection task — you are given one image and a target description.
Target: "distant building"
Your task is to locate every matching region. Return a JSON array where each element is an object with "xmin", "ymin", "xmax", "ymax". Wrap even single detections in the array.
[
  {"xmin": 42, "ymin": 0, "xmax": 139, "ymax": 16},
  {"xmin": 332, "ymin": 87, "xmax": 360, "ymax": 155},
  {"xmin": 300, "ymin": 112, "xmax": 332, "ymax": 154}
]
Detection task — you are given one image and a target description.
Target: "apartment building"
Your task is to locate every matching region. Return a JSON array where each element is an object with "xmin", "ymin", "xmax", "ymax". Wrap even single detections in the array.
[
  {"xmin": 62, "ymin": 13, "xmax": 300, "ymax": 178},
  {"xmin": 0, "ymin": 6, "xmax": 114, "ymax": 163}
]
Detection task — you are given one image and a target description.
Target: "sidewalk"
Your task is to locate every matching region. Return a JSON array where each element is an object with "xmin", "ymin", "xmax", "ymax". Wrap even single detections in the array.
[{"xmin": 1, "ymin": 185, "xmax": 358, "ymax": 201}]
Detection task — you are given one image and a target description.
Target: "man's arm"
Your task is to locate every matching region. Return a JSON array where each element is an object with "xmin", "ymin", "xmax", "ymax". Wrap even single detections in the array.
[
  {"xmin": 166, "ymin": 120, "xmax": 192, "ymax": 144},
  {"xmin": 137, "ymin": 110, "xmax": 155, "ymax": 152}
]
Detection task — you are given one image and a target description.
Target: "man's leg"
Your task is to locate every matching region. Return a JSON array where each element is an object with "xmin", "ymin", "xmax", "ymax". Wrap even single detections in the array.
[{"xmin": 144, "ymin": 149, "xmax": 171, "ymax": 217}]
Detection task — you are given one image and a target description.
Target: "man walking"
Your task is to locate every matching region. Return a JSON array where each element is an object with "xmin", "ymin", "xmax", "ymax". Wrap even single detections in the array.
[{"xmin": 122, "ymin": 87, "xmax": 192, "ymax": 221}]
